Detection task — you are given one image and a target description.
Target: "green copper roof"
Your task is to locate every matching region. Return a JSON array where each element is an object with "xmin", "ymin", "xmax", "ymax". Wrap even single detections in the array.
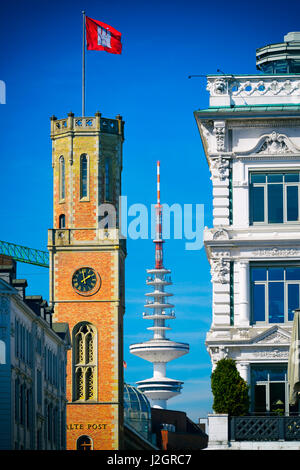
[{"xmin": 195, "ymin": 103, "xmax": 300, "ymax": 117}]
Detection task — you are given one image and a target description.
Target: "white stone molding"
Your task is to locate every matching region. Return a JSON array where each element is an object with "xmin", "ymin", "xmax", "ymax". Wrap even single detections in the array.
[
  {"xmin": 254, "ymin": 349, "xmax": 289, "ymax": 359},
  {"xmin": 250, "ymin": 325, "xmax": 291, "ymax": 345},
  {"xmin": 212, "ymin": 228, "xmax": 230, "ymax": 240},
  {"xmin": 254, "ymin": 247, "xmax": 300, "ymax": 257},
  {"xmin": 213, "ymin": 121, "xmax": 226, "ymax": 152},
  {"xmin": 199, "ymin": 121, "xmax": 214, "ymax": 154},
  {"xmin": 207, "ymin": 75, "xmax": 300, "ymax": 106}
]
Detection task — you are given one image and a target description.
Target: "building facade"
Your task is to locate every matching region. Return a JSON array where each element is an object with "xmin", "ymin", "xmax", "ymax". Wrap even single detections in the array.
[
  {"xmin": 48, "ymin": 112, "xmax": 126, "ymax": 450},
  {"xmin": 195, "ymin": 33, "xmax": 300, "ymax": 415},
  {"xmin": 0, "ymin": 255, "xmax": 70, "ymax": 450}
]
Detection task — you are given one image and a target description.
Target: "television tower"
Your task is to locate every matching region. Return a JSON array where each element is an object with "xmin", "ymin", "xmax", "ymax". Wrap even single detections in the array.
[{"xmin": 130, "ymin": 161, "xmax": 189, "ymax": 409}]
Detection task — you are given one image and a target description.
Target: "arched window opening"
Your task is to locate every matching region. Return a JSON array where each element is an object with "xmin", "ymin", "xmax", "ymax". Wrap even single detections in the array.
[
  {"xmin": 80, "ymin": 154, "xmax": 88, "ymax": 199},
  {"xmin": 59, "ymin": 156, "xmax": 65, "ymax": 200},
  {"xmin": 77, "ymin": 435, "xmax": 93, "ymax": 451},
  {"xmin": 73, "ymin": 323, "xmax": 97, "ymax": 401},
  {"xmin": 59, "ymin": 214, "xmax": 65, "ymax": 229},
  {"xmin": 75, "ymin": 367, "xmax": 84, "ymax": 400},
  {"xmin": 86, "ymin": 367, "xmax": 95, "ymax": 400}
]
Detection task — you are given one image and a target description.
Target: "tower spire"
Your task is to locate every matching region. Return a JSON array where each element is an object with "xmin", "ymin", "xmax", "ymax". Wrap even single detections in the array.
[{"xmin": 155, "ymin": 160, "xmax": 164, "ymax": 269}]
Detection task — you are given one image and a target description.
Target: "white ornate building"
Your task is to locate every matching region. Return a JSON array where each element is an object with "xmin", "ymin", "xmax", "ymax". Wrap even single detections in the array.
[{"xmin": 195, "ymin": 32, "xmax": 300, "ymax": 416}]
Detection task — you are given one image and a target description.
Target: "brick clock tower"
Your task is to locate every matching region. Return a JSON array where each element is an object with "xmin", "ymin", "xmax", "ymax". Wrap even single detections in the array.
[{"xmin": 47, "ymin": 112, "xmax": 126, "ymax": 450}]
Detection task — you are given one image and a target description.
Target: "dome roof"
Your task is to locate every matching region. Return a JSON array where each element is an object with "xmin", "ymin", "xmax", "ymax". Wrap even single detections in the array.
[
  {"xmin": 124, "ymin": 383, "xmax": 151, "ymax": 416},
  {"xmin": 256, "ymin": 32, "xmax": 300, "ymax": 74},
  {"xmin": 124, "ymin": 383, "xmax": 152, "ymax": 440}
]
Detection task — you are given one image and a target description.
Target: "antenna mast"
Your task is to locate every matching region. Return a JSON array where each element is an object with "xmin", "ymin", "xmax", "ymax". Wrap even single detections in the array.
[{"xmin": 154, "ymin": 161, "xmax": 164, "ymax": 269}]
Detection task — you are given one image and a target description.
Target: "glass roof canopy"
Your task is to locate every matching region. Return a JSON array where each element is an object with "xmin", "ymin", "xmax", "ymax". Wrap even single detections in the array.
[{"xmin": 124, "ymin": 383, "xmax": 152, "ymax": 441}]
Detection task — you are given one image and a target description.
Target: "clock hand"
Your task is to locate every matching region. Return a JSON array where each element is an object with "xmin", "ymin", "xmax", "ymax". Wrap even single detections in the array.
[
  {"xmin": 81, "ymin": 274, "xmax": 93, "ymax": 283},
  {"xmin": 80, "ymin": 269, "xmax": 87, "ymax": 283}
]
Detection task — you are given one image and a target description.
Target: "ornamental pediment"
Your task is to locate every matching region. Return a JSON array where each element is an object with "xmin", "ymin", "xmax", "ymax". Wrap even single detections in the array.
[
  {"xmin": 250, "ymin": 325, "xmax": 291, "ymax": 346},
  {"xmin": 235, "ymin": 131, "xmax": 300, "ymax": 156}
]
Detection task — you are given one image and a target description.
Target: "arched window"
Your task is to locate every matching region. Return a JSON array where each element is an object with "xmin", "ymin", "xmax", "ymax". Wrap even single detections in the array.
[
  {"xmin": 59, "ymin": 214, "xmax": 65, "ymax": 229},
  {"xmin": 59, "ymin": 156, "xmax": 65, "ymax": 200},
  {"xmin": 80, "ymin": 154, "xmax": 88, "ymax": 199},
  {"xmin": 77, "ymin": 435, "xmax": 93, "ymax": 451},
  {"xmin": 73, "ymin": 323, "xmax": 97, "ymax": 401}
]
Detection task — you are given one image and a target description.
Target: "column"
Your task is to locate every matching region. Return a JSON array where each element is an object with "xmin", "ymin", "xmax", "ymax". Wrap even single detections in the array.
[
  {"xmin": 239, "ymin": 260, "xmax": 249, "ymax": 327},
  {"xmin": 237, "ymin": 362, "xmax": 250, "ymax": 384}
]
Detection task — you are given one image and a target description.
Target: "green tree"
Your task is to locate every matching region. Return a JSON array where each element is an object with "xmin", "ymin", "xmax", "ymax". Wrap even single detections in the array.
[{"xmin": 211, "ymin": 358, "xmax": 250, "ymax": 416}]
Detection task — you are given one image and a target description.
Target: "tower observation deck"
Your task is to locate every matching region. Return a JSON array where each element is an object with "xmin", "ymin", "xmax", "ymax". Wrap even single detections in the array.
[{"xmin": 130, "ymin": 162, "xmax": 189, "ymax": 409}]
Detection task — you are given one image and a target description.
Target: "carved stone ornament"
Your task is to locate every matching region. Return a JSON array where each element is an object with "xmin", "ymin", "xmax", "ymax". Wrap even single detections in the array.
[
  {"xmin": 210, "ymin": 257, "xmax": 230, "ymax": 284},
  {"xmin": 212, "ymin": 228, "xmax": 230, "ymax": 240},
  {"xmin": 236, "ymin": 131, "xmax": 300, "ymax": 156},
  {"xmin": 260, "ymin": 331, "xmax": 289, "ymax": 345},
  {"xmin": 254, "ymin": 349, "xmax": 289, "ymax": 359},
  {"xmin": 206, "ymin": 78, "xmax": 227, "ymax": 95},
  {"xmin": 230, "ymin": 78, "xmax": 300, "ymax": 97},
  {"xmin": 213, "ymin": 122, "xmax": 226, "ymax": 152},
  {"xmin": 209, "ymin": 346, "xmax": 229, "ymax": 362},
  {"xmin": 258, "ymin": 131, "xmax": 290, "ymax": 154},
  {"xmin": 255, "ymin": 247, "xmax": 300, "ymax": 258},
  {"xmin": 210, "ymin": 156, "xmax": 229, "ymax": 181}
]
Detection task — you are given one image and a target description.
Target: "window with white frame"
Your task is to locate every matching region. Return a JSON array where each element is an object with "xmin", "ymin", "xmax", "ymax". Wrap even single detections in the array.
[
  {"xmin": 250, "ymin": 171, "xmax": 300, "ymax": 224},
  {"xmin": 251, "ymin": 264, "xmax": 300, "ymax": 324}
]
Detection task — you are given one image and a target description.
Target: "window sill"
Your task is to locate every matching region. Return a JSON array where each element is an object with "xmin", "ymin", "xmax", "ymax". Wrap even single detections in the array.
[{"xmin": 250, "ymin": 222, "xmax": 300, "ymax": 226}]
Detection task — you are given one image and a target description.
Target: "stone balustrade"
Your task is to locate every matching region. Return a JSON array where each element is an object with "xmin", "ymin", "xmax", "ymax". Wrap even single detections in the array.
[
  {"xmin": 50, "ymin": 112, "xmax": 124, "ymax": 138},
  {"xmin": 206, "ymin": 74, "xmax": 300, "ymax": 107}
]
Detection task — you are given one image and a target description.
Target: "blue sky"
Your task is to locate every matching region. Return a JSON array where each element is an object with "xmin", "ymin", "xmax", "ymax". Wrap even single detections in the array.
[{"xmin": 1, "ymin": 0, "xmax": 300, "ymax": 422}]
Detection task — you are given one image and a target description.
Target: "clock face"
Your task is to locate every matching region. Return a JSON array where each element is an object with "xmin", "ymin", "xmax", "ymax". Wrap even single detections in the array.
[{"xmin": 72, "ymin": 267, "xmax": 100, "ymax": 295}]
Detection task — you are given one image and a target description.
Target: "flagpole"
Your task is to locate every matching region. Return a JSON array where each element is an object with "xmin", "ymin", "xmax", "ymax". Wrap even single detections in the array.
[{"xmin": 82, "ymin": 10, "xmax": 86, "ymax": 116}]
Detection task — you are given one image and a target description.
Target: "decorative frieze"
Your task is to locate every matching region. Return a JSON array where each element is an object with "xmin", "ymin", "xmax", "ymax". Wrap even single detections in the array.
[
  {"xmin": 206, "ymin": 75, "xmax": 300, "ymax": 106},
  {"xmin": 254, "ymin": 247, "xmax": 300, "ymax": 258}
]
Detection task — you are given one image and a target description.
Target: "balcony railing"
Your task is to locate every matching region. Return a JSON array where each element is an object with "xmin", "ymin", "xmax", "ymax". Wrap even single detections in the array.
[{"xmin": 229, "ymin": 415, "xmax": 300, "ymax": 441}]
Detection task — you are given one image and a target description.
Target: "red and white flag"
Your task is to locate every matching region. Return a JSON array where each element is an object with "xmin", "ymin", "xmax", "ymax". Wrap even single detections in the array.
[{"xmin": 86, "ymin": 16, "xmax": 122, "ymax": 54}]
